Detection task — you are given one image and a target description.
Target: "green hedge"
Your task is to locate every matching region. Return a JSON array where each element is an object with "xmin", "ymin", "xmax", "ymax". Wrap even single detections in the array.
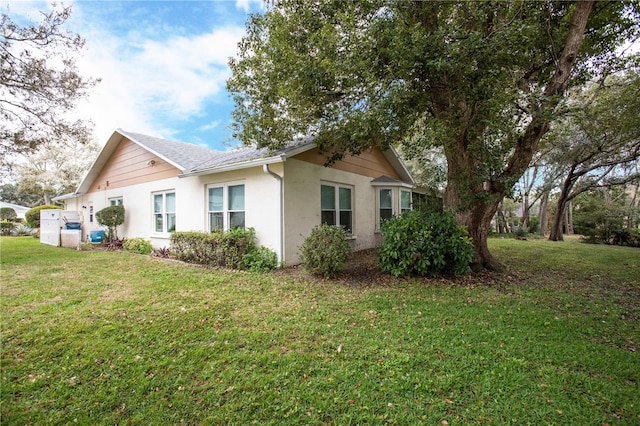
[
  {"xmin": 25, "ymin": 205, "xmax": 62, "ymax": 228},
  {"xmin": 171, "ymin": 228, "xmax": 258, "ymax": 269}
]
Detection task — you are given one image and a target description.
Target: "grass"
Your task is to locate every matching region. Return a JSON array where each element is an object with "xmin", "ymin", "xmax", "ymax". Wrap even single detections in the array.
[{"xmin": 1, "ymin": 236, "xmax": 639, "ymax": 425}]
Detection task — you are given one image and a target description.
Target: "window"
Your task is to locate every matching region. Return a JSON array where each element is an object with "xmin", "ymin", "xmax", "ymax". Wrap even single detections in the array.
[
  {"xmin": 379, "ymin": 189, "xmax": 393, "ymax": 224},
  {"xmin": 208, "ymin": 183, "xmax": 245, "ymax": 231},
  {"xmin": 320, "ymin": 183, "xmax": 352, "ymax": 233},
  {"xmin": 378, "ymin": 188, "xmax": 413, "ymax": 229},
  {"xmin": 109, "ymin": 197, "xmax": 123, "ymax": 206},
  {"xmin": 400, "ymin": 190, "xmax": 412, "ymax": 214},
  {"xmin": 153, "ymin": 191, "xmax": 175, "ymax": 233}
]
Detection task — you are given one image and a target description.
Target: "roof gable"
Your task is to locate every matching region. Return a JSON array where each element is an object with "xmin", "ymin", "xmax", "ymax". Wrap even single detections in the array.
[{"xmin": 74, "ymin": 130, "xmax": 415, "ymax": 195}]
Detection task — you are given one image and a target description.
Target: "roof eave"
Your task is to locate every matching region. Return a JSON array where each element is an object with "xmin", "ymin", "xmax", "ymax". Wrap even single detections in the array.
[
  {"xmin": 179, "ymin": 155, "xmax": 286, "ymax": 178},
  {"xmin": 383, "ymin": 146, "xmax": 416, "ymax": 186},
  {"xmin": 370, "ymin": 180, "xmax": 415, "ymax": 189},
  {"xmin": 52, "ymin": 192, "xmax": 80, "ymax": 201}
]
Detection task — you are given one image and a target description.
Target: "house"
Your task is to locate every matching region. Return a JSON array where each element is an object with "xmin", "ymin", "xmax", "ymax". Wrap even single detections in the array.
[{"xmin": 55, "ymin": 129, "xmax": 424, "ymax": 265}]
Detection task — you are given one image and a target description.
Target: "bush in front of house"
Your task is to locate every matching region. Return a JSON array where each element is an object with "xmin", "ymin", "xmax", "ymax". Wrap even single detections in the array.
[
  {"xmin": 95, "ymin": 205, "xmax": 125, "ymax": 242},
  {"xmin": 243, "ymin": 245, "xmax": 278, "ymax": 272},
  {"xmin": 123, "ymin": 238, "xmax": 153, "ymax": 255},
  {"xmin": 25, "ymin": 204, "xmax": 62, "ymax": 228},
  {"xmin": 170, "ymin": 228, "xmax": 259, "ymax": 270},
  {"xmin": 378, "ymin": 210, "xmax": 473, "ymax": 277},
  {"xmin": 299, "ymin": 224, "xmax": 352, "ymax": 277}
]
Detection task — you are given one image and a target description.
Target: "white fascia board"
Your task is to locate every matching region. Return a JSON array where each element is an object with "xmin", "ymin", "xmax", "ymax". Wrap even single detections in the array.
[
  {"xmin": 179, "ymin": 155, "xmax": 286, "ymax": 178},
  {"xmin": 75, "ymin": 130, "xmax": 126, "ymax": 194},
  {"xmin": 120, "ymin": 129, "xmax": 186, "ymax": 172},
  {"xmin": 370, "ymin": 181, "xmax": 415, "ymax": 189},
  {"xmin": 281, "ymin": 142, "xmax": 317, "ymax": 158},
  {"xmin": 52, "ymin": 192, "xmax": 79, "ymax": 201},
  {"xmin": 383, "ymin": 146, "xmax": 416, "ymax": 185}
]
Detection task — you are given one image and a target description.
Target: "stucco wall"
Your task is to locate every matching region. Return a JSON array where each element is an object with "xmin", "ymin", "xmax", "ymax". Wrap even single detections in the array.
[
  {"xmin": 63, "ymin": 166, "xmax": 282, "ymax": 257},
  {"xmin": 282, "ymin": 158, "xmax": 383, "ymax": 265}
]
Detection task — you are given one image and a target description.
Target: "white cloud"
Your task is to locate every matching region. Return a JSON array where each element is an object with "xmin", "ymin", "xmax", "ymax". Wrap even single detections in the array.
[
  {"xmin": 235, "ymin": 0, "xmax": 265, "ymax": 13},
  {"xmin": 197, "ymin": 120, "xmax": 222, "ymax": 132},
  {"xmin": 72, "ymin": 19, "xmax": 245, "ymax": 143}
]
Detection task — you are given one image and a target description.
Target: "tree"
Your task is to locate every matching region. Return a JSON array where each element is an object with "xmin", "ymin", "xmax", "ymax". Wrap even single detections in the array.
[
  {"xmin": 228, "ymin": 1, "xmax": 639, "ymax": 271},
  {"xmin": 545, "ymin": 71, "xmax": 640, "ymax": 241},
  {"xmin": 96, "ymin": 205, "xmax": 125, "ymax": 242},
  {"xmin": 1, "ymin": 4, "xmax": 97, "ymax": 158},
  {"xmin": 11, "ymin": 139, "xmax": 99, "ymax": 205},
  {"xmin": 0, "ymin": 183, "xmax": 40, "ymax": 207}
]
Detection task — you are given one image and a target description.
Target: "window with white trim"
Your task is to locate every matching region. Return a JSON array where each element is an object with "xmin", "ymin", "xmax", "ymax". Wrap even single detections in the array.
[
  {"xmin": 109, "ymin": 197, "xmax": 123, "ymax": 206},
  {"xmin": 379, "ymin": 189, "xmax": 393, "ymax": 225},
  {"xmin": 153, "ymin": 191, "xmax": 175, "ymax": 233},
  {"xmin": 208, "ymin": 183, "xmax": 245, "ymax": 231},
  {"xmin": 400, "ymin": 190, "xmax": 412, "ymax": 214},
  {"xmin": 320, "ymin": 183, "xmax": 353, "ymax": 233},
  {"xmin": 377, "ymin": 188, "xmax": 413, "ymax": 229}
]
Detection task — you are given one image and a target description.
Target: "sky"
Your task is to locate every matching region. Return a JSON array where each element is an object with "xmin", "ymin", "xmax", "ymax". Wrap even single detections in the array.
[{"xmin": 3, "ymin": 0, "xmax": 265, "ymax": 151}]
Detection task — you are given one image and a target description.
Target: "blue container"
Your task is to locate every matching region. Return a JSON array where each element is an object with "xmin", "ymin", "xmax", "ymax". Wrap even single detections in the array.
[
  {"xmin": 90, "ymin": 230, "xmax": 105, "ymax": 243},
  {"xmin": 65, "ymin": 222, "xmax": 81, "ymax": 230}
]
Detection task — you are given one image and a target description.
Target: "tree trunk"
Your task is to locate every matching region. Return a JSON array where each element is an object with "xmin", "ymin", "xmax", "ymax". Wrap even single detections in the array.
[
  {"xmin": 496, "ymin": 203, "xmax": 509, "ymax": 233},
  {"xmin": 565, "ymin": 199, "xmax": 574, "ymax": 235},
  {"xmin": 539, "ymin": 191, "xmax": 549, "ymax": 236},
  {"xmin": 550, "ymin": 173, "xmax": 575, "ymax": 241},
  {"xmin": 442, "ymin": 0, "xmax": 594, "ymax": 269}
]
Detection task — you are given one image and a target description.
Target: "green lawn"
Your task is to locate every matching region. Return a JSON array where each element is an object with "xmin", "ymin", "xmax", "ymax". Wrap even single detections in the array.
[{"xmin": 1, "ymin": 236, "xmax": 639, "ymax": 425}]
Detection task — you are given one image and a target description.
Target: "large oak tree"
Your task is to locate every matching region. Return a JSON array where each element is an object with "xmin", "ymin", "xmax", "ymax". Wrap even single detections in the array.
[{"xmin": 227, "ymin": 1, "xmax": 639, "ymax": 271}]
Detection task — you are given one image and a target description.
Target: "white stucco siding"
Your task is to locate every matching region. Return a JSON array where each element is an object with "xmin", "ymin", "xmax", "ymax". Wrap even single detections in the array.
[
  {"xmin": 198, "ymin": 165, "xmax": 283, "ymax": 259},
  {"xmin": 282, "ymin": 158, "xmax": 381, "ymax": 265},
  {"xmin": 63, "ymin": 167, "xmax": 282, "ymax": 254},
  {"xmin": 62, "ymin": 176, "xmax": 184, "ymax": 246}
]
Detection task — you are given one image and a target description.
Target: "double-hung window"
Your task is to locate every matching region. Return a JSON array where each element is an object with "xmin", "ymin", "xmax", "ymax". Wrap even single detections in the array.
[
  {"xmin": 153, "ymin": 191, "xmax": 176, "ymax": 233},
  {"xmin": 320, "ymin": 183, "xmax": 353, "ymax": 233},
  {"xmin": 400, "ymin": 190, "xmax": 412, "ymax": 214},
  {"xmin": 109, "ymin": 197, "xmax": 123, "ymax": 206},
  {"xmin": 379, "ymin": 189, "xmax": 393, "ymax": 224},
  {"xmin": 377, "ymin": 188, "xmax": 413, "ymax": 229},
  {"xmin": 208, "ymin": 183, "xmax": 245, "ymax": 231}
]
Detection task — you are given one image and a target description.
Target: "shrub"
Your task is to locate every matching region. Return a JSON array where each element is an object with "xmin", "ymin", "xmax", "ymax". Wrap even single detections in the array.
[
  {"xmin": 170, "ymin": 228, "xmax": 257, "ymax": 269},
  {"xmin": 123, "ymin": 238, "xmax": 153, "ymax": 255},
  {"xmin": 299, "ymin": 224, "xmax": 352, "ymax": 277},
  {"xmin": 25, "ymin": 205, "xmax": 61, "ymax": 228},
  {"xmin": 105, "ymin": 238, "xmax": 125, "ymax": 251},
  {"xmin": 243, "ymin": 245, "xmax": 278, "ymax": 272},
  {"xmin": 378, "ymin": 210, "xmax": 473, "ymax": 278},
  {"xmin": 96, "ymin": 205, "xmax": 125, "ymax": 241},
  {"xmin": 152, "ymin": 247, "xmax": 171, "ymax": 258},
  {"xmin": 13, "ymin": 223, "xmax": 34, "ymax": 236},
  {"xmin": 0, "ymin": 220, "xmax": 13, "ymax": 236},
  {"xmin": 0, "ymin": 207, "xmax": 17, "ymax": 222},
  {"xmin": 512, "ymin": 226, "xmax": 528, "ymax": 240}
]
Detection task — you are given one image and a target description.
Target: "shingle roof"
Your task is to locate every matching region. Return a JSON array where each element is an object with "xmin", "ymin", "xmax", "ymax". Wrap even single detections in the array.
[
  {"xmin": 119, "ymin": 129, "xmax": 313, "ymax": 174},
  {"xmin": 118, "ymin": 130, "xmax": 221, "ymax": 172}
]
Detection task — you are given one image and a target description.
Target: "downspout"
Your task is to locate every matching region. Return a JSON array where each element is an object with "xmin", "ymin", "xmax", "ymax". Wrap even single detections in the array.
[{"xmin": 263, "ymin": 164, "xmax": 284, "ymax": 265}]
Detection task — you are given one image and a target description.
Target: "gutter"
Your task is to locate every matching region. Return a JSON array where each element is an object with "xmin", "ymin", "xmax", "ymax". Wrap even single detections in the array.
[
  {"xmin": 263, "ymin": 164, "xmax": 284, "ymax": 265},
  {"xmin": 179, "ymin": 155, "xmax": 286, "ymax": 178}
]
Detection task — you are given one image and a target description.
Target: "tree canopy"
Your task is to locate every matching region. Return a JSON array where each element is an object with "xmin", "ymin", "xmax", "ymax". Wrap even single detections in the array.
[
  {"xmin": 1, "ymin": 5, "xmax": 97, "ymax": 158},
  {"xmin": 228, "ymin": 1, "xmax": 640, "ymax": 270},
  {"xmin": 544, "ymin": 71, "xmax": 640, "ymax": 241}
]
